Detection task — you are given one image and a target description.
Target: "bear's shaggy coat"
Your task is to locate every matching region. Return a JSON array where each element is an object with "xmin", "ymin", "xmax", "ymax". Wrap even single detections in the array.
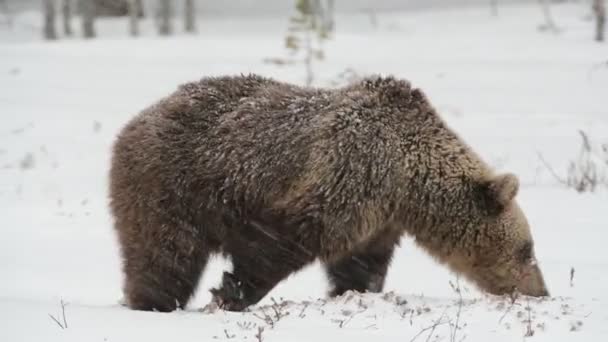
[{"xmin": 110, "ymin": 74, "xmax": 548, "ymax": 312}]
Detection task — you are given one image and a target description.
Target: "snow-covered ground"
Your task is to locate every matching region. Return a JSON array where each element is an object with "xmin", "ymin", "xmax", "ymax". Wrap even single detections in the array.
[{"xmin": 1, "ymin": 2, "xmax": 608, "ymax": 341}]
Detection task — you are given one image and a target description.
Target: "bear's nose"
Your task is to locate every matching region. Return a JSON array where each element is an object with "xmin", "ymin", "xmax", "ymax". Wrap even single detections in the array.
[{"xmin": 517, "ymin": 264, "xmax": 549, "ymax": 297}]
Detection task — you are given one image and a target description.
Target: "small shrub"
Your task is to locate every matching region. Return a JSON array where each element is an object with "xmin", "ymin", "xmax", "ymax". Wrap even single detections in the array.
[
  {"xmin": 566, "ymin": 131, "xmax": 608, "ymax": 192},
  {"xmin": 539, "ymin": 131, "xmax": 607, "ymax": 193}
]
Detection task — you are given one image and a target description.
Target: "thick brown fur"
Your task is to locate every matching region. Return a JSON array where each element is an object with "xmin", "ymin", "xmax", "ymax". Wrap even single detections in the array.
[{"xmin": 109, "ymin": 74, "xmax": 548, "ymax": 312}]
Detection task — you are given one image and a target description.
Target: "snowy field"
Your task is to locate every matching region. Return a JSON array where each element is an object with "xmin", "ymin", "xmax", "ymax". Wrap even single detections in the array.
[{"xmin": 1, "ymin": 2, "xmax": 608, "ymax": 341}]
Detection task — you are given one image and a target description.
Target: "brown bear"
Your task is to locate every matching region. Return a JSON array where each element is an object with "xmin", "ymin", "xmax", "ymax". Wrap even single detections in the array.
[{"xmin": 109, "ymin": 74, "xmax": 549, "ymax": 312}]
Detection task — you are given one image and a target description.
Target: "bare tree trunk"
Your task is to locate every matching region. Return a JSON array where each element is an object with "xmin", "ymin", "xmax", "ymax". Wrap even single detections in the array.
[
  {"xmin": 158, "ymin": 0, "xmax": 172, "ymax": 35},
  {"xmin": 62, "ymin": 0, "xmax": 72, "ymax": 36},
  {"xmin": 128, "ymin": 0, "xmax": 139, "ymax": 36},
  {"xmin": 43, "ymin": 0, "xmax": 58, "ymax": 40},
  {"xmin": 594, "ymin": 0, "xmax": 606, "ymax": 42},
  {"xmin": 184, "ymin": 0, "xmax": 196, "ymax": 33},
  {"xmin": 490, "ymin": 0, "xmax": 499, "ymax": 17},
  {"xmin": 81, "ymin": 0, "xmax": 96, "ymax": 38}
]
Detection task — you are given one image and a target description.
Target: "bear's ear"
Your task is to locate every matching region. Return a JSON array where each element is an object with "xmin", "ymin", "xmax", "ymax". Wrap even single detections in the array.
[{"xmin": 486, "ymin": 173, "xmax": 519, "ymax": 209}]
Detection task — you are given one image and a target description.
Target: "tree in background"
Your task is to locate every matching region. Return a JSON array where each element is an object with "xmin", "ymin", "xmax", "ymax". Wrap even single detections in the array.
[
  {"xmin": 158, "ymin": 0, "xmax": 172, "ymax": 35},
  {"xmin": 315, "ymin": 0, "xmax": 334, "ymax": 34},
  {"xmin": 94, "ymin": 0, "xmax": 143, "ymax": 17},
  {"xmin": 81, "ymin": 0, "xmax": 96, "ymax": 38},
  {"xmin": 62, "ymin": 0, "xmax": 72, "ymax": 36},
  {"xmin": 128, "ymin": 0, "xmax": 139, "ymax": 36},
  {"xmin": 594, "ymin": 0, "xmax": 606, "ymax": 42},
  {"xmin": 43, "ymin": 0, "xmax": 58, "ymax": 40},
  {"xmin": 286, "ymin": 0, "xmax": 334, "ymax": 86},
  {"xmin": 184, "ymin": 0, "xmax": 196, "ymax": 33}
]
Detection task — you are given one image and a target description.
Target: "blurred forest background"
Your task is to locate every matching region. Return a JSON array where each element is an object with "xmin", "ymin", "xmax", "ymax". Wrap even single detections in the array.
[
  {"xmin": 0, "ymin": 0, "xmax": 603, "ymax": 88},
  {"xmin": 0, "ymin": 0, "xmax": 604, "ymax": 43}
]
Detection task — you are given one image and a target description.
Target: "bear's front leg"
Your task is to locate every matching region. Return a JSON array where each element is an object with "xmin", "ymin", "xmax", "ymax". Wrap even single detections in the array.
[
  {"xmin": 210, "ymin": 254, "xmax": 311, "ymax": 311},
  {"xmin": 209, "ymin": 215, "xmax": 320, "ymax": 311},
  {"xmin": 325, "ymin": 231, "xmax": 400, "ymax": 297},
  {"xmin": 210, "ymin": 245, "xmax": 315, "ymax": 311}
]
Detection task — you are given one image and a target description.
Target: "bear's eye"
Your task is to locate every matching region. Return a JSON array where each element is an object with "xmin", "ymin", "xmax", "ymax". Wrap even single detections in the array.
[{"xmin": 517, "ymin": 241, "xmax": 533, "ymax": 263}]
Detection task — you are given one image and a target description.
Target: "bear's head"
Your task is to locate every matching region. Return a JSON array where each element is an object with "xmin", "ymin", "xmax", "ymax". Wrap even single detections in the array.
[{"xmin": 457, "ymin": 173, "xmax": 549, "ymax": 297}]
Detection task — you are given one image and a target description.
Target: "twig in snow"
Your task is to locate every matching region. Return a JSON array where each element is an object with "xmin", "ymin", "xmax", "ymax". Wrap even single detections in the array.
[
  {"xmin": 253, "ymin": 300, "xmax": 288, "ymax": 330},
  {"xmin": 236, "ymin": 321, "xmax": 256, "ymax": 330},
  {"xmin": 269, "ymin": 297, "xmax": 289, "ymax": 321},
  {"xmin": 298, "ymin": 302, "xmax": 310, "ymax": 318},
  {"xmin": 409, "ymin": 311, "xmax": 450, "ymax": 342},
  {"xmin": 255, "ymin": 326, "xmax": 265, "ymax": 342},
  {"xmin": 449, "ymin": 278, "xmax": 465, "ymax": 342},
  {"xmin": 48, "ymin": 314, "xmax": 65, "ymax": 329},
  {"xmin": 524, "ymin": 298, "xmax": 535, "ymax": 337},
  {"xmin": 48, "ymin": 299, "xmax": 68, "ymax": 329},
  {"xmin": 61, "ymin": 299, "xmax": 68, "ymax": 328},
  {"xmin": 224, "ymin": 329, "xmax": 235, "ymax": 339},
  {"xmin": 570, "ymin": 267, "xmax": 575, "ymax": 287},
  {"xmin": 336, "ymin": 308, "xmax": 366, "ymax": 328},
  {"xmin": 498, "ymin": 293, "xmax": 520, "ymax": 324},
  {"xmin": 425, "ymin": 316, "xmax": 446, "ymax": 342},
  {"xmin": 253, "ymin": 310, "xmax": 275, "ymax": 329},
  {"xmin": 537, "ymin": 152, "xmax": 568, "ymax": 185}
]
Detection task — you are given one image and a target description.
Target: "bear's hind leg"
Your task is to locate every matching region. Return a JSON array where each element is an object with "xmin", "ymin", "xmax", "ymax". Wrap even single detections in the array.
[
  {"xmin": 325, "ymin": 232, "xmax": 400, "ymax": 297},
  {"xmin": 120, "ymin": 219, "xmax": 210, "ymax": 312}
]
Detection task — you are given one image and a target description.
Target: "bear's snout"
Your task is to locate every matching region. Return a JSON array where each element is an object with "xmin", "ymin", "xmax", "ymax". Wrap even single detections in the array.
[{"xmin": 517, "ymin": 263, "xmax": 549, "ymax": 297}]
